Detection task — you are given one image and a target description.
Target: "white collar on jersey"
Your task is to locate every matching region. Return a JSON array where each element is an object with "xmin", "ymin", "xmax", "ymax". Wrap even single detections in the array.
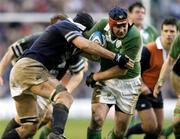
[
  {"xmin": 67, "ymin": 18, "xmax": 86, "ymax": 31},
  {"xmin": 155, "ymin": 37, "xmax": 163, "ymax": 49},
  {"xmin": 155, "ymin": 36, "xmax": 168, "ymax": 61}
]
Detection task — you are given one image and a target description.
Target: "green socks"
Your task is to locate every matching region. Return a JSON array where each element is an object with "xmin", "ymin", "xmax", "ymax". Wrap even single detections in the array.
[
  {"xmin": 87, "ymin": 127, "xmax": 101, "ymax": 139},
  {"xmin": 39, "ymin": 126, "xmax": 51, "ymax": 139},
  {"xmin": 163, "ymin": 125, "xmax": 173, "ymax": 137}
]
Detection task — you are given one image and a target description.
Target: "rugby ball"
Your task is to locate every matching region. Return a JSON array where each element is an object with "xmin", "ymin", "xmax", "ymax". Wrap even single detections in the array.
[
  {"xmin": 89, "ymin": 31, "xmax": 106, "ymax": 47},
  {"xmin": 84, "ymin": 31, "xmax": 106, "ymax": 61}
]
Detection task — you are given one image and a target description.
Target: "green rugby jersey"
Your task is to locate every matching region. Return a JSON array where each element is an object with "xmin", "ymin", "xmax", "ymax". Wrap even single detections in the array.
[
  {"xmin": 140, "ymin": 25, "xmax": 158, "ymax": 46},
  {"xmin": 170, "ymin": 33, "xmax": 180, "ymax": 59},
  {"xmin": 85, "ymin": 19, "xmax": 142, "ymax": 79},
  {"xmin": 140, "ymin": 26, "xmax": 159, "ymax": 46}
]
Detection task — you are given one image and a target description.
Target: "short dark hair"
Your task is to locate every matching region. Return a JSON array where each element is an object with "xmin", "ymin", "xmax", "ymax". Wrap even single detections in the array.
[
  {"xmin": 73, "ymin": 11, "xmax": 94, "ymax": 31},
  {"xmin": 128, "ymin": 1, "xmax": 145, "ymax": 13},
  {"xmin": 161, "ymin": 17, "xmax": 178, "ymax": 30}
]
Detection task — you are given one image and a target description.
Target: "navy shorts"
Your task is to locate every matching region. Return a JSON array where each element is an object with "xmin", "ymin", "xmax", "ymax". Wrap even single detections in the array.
[{"xmin": 136, "ymin": 92, "xmax": 163, "ymax": 111}]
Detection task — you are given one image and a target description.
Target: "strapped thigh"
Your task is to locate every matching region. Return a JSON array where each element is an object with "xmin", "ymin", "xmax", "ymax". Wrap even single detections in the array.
[
  {"xmin": 19, "ymin": 116, "xmax": 39, "ymax": 125},
  {"xmin": 49, "ymin": 84, "xmax": 67, "ymax": 102}
]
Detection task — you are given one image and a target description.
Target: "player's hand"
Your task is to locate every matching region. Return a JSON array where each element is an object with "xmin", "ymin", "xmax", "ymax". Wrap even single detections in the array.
[
  {"xmin": 153, "ymin": 81, "xmax": 163, "ymax": 98},
  {"xmin": 0, "ymin": 76, "xmax": 4, "ymax": 86},
  {"xmin": 86, "ymin": 73, "xmax": 96, "ymax": 88},
  {"xmin": 113, "ymin": 53, "xmax": 134, "ymax": 69},
  {"xmin": 139, "ymin": 84, "xmax": 151, "ymax": 95}
]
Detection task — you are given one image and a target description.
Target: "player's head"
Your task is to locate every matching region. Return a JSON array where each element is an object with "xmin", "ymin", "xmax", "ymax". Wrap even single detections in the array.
[
  {"xmin": 73, "ymin": 11, "xmax": 94, "ymax": 31},
  {"xmin": 108, "ymin": 7, "xmax": 129, "ymax": 39},
  {"xmin": 160, "ymin": 17, "xmax": 178, "ymax": 50},
  {"xmin": 128, "ymin": 2, "xmax": 145, "ymax": 27},
  {"xmin": 50, "ymin": 13, "xmax": 68, "ymax": 24}
]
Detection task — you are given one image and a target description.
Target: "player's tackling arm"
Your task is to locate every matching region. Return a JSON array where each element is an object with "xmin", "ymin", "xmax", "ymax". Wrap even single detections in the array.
[
  {"xmin": 63, "ymin": 61, "xmax": 88, "ymax": 93},
  {"xmin": 72, "ymin": 36, "xmax": 116, "ymax": 60},
  {"xmin": 65, "ymin": 70, "xmax": 84, "ymax": 93},
  {"xmin": 0, "ymin": 46, "xmax": 15, "ymax": 85}
]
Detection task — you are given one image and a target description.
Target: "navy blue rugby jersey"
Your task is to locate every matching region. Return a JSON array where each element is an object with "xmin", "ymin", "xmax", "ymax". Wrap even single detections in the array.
[
  {"xmin": 11, "ymin": 31, "xmax": 85, "ymax": 79},
  {"xmin": 21, "ymin": 19, "xmax": 83, "ymax": 71},
  {"xmin": 11, "ymin": 33, "xmax": 42, "ymax": 58}
]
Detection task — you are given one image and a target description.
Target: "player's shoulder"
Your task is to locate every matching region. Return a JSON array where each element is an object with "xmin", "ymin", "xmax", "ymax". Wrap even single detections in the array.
[
  {"xmin": 172, "ymin": 33, "xmax": 180, "ymax": 47},
  {"xmin": 176, "ymin": 33, "xmax": 180, "ymax": 39},
  {"xmin": 54, "ymin": 18, "xmax": 84, "ymax": 32},
  {"xmin": 54, "ymin": 19, "xmax": 74, "ymax": 28},
  {"xmin": 143, "ymin": 24, "xmax": 158, "ymax": 34},
  {"xmin": 95, "ymin": 18, "xmax": 108, "ymax": 29},
  {"xmin": 127, "ymin": 25, "xmax": 141, "ymax": 39},
  {"xmin": 22, "ymin": 32, "xmax": 42, "ymax": 42}
]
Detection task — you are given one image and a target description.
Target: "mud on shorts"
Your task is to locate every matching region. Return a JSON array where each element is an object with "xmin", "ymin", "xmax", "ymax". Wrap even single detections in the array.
[
  {"xmin": 10, "ymin": 57, "xmax": 54, "ymax": 97},
  {"xmin": 136, "ymin": 92, "xmax": 163, "ymax": 111},
  {"xmin": 92, "ymin": 76, "xmax": 141, "ymax": 115},
  {"xmin": 10, "ymin": 57, "xmax": 53, "ymax": 119}
]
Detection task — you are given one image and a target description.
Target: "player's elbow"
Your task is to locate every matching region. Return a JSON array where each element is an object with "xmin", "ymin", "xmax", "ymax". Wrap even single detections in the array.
[{"xmin": 72, "ymin": 36, "xmax": 91, "ymax": 50}]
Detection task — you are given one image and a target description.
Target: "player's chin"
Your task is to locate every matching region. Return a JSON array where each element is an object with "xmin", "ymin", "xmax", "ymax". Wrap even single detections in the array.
[{"xmin": 116, "ymin": 34, "xmax": 125, "ymax": 39}]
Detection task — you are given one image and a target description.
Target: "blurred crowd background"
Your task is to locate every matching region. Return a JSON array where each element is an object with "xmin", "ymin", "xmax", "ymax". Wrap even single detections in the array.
[{"xmin": 0, "ymin": 0, "xmax": 180, "ymax": 98}]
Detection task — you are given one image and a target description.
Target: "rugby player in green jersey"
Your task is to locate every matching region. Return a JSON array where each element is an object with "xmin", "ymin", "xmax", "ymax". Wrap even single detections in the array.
[
  {"xmin": 128, "ymin": 2, "xmax": 159, "ymax": 46},
  {"xmin": 127, "ymin": 2, "xmax": 159, "ymax": 138},
  {"xmin": 127, "ymin": 17, "xmax": 178, "ymax": 139},
  {"xmin": 154, "ymin": 33, "xmax": 180, "ymax": 139},
  {"xmin": 85, "ymin": 7, "xmax": 143, "ymax": 139}
]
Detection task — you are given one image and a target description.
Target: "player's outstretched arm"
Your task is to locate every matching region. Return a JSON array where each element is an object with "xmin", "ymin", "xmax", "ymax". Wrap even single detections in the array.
[
  {"xmin": 62, "ymin": 61, "xmax": 88, "ymax": 93},
  {"xmin": 153, "ymin": 55, "xmax": 175, "ymax": 97},
  {"xmin": 72, "ymin": 36, "xmax": 116, "ymax": 61},
  {"xmin": 0, "ymin": 46, "xmax": 15, "ymax": 85}
]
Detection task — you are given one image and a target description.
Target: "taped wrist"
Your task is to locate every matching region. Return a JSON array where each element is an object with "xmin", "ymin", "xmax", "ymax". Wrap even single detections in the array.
[
  {"xmin": 49, "ymin": 84, "xmax": 67, "ymax": 102},
  {"xmin": 113, "ymin": 53, "xmax": 129, "ymax": 68}
]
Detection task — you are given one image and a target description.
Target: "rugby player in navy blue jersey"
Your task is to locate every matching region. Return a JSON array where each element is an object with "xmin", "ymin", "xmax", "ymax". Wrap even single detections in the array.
[
  {"xmin": 0, "ymin": 14, "xmax": 87, "ymax": 139},
  {"xmin": 2, "ymin": 11, "xmax": 134, "ymax": 139},
  {"xmin": 0, "ymin": 14, "xmax": 89, "ymax": 139}
]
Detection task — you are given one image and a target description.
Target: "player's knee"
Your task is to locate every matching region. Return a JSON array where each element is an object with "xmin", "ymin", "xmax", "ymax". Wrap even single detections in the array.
[
  {"xmin": 92, "ymin": 112, "xmax": 105, "ymax": 127},
  {"xmin": 55, "ymin": 92, "xmax": 73, "ymax": 107},
  {"xmin": 50, "ymin": 84, "xmax": 73, "ymax": 107}
]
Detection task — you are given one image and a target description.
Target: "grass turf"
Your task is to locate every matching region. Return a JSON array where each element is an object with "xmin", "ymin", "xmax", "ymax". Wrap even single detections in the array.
[{"xmin": 0, "ymin": 118, "xmax": 175, "ymax": 139}]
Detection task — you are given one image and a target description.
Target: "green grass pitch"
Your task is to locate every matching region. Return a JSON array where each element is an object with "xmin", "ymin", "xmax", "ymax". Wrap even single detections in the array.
[{"xmin": 0, "ymin": 118, "xmax": 175, "ymax": 139}]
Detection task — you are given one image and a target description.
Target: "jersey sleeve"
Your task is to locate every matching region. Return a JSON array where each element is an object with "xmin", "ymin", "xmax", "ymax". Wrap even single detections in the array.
[
  {"xmin": 54, "ymin": 20, "xmax": 82, "ymax": 43},
  {"xmin": 10, "ymin": 33, "xmax": 41, "ymax": 58},
  {"xmin": 170, "ymin": 34, "xmax": 180, "ymax": 59},
  {"xmin": 68, "ymin": 55, "xmax": 85, "ymax": 74},
  {"xmin": 84, "ymin": 19, "xmax": 108, "ymax": 38},
  {"xmin": 140, "ymin": 47, "xmax": 151, "ymax": 74}
]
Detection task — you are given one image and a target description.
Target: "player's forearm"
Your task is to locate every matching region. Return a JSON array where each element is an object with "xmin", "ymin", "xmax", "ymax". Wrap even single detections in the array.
[
  {"xmin": 157, "ymin": 56, "xmax": 172, "ymax": 86},
  {"xmin": 65, "ymin": 71, "xmax": 84, "ymax": 93},
  {"xmin": 0, "ymin": 48, "xmax": 14, "ymax": 76},
  {"xmin": 73, "ymin": 37, "xmax": 115, "ymax": 60},
  {"xmin": 84, "ymin": 41, "xmax": 115, "ymax": 60},
  {"xmin": 93, "ymin": 66, "xmax": 127, "ymax": 81}
]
